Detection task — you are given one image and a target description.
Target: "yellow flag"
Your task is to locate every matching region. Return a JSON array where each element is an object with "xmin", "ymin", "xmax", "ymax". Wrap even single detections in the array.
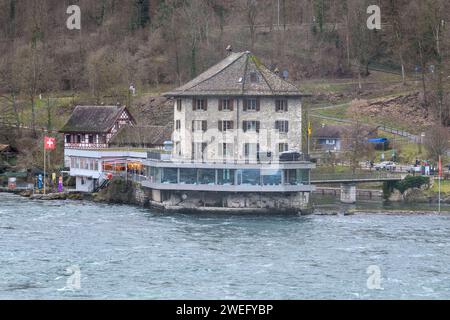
[{"xmin": 308, "ymin": 122, "xmax": 312, "ymax": 137}]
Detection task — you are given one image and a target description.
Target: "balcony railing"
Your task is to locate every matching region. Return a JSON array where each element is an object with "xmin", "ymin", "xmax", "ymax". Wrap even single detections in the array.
[{"xmin": 64, "ymin": 143, "xmax": 109, "ymax": 150}]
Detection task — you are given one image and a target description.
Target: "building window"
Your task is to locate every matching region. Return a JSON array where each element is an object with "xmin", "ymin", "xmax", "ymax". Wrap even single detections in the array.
[
  {"xmin": 278, "ymin": 143, "xmax": 289, "ymax": 153},
  {"xmin": 240, "ymin": 169, "xmax": 260, "ymax": 185},
  {"xmin": 177, "ymin": 99, "xmax": 182, "ymax": 111},
  {"xmin": 180, "ymin": 168, "xmax": 197, "ymax": 184},
  {"xmin": 243, "ymin": 121, "xmax": 260, "ymax": 133},
  {"xmin": 192, "ymin": 120, "xmax": 207, "ymax": 132},
  {"xmin": 161, "ymin": 168, "xmax": 178, "ymax": 184},
  {"xmin": 244, "ymin": 143, "xmax": 260, "ymax": 158},
  {"xmin": 219, "ymin": 98, "xmax": 234, "ymax": 111},
  {"xmin": 176, "ymin": 120, "xmax": 181, "ymax": 131},
  {"xmin": 192, "ymin": 142, "xmax": 207, "ymax": 161},
  {"xmin": 218, "ymin": 169, "xmax": 235, "ymax": 185},
  {"xmin": 243, "ymin": 98, "xmax": 259, "ymax": 111},
  {"xmin": 193, "ymin": 98, "xmax": 207, "ymax": 111},
  {"xmin": 198, "ymin": 169, "xmax": 216, "ymax": 185},
  {"xmin": 65, "ymin": 135, "xmax": 71, "ymax": 144},
  {"xmin": 275, "ymin": 120, "xmax": 289, "ymax": 133},
  {"xmin": 250, "ymin": 72, "xmax": 259, "ymax": 83},
  {"xmin": 218, "ymin": 120, "xmax": 234, "ymax": 132},
  {"xmin": 220, "ymin": 143, "xmax": 234, "ymax": 158},
  {"xmin": 88, "ymin": 135, "xmax": 94, "ymax": 144},
  {"xmin": 275, "ymin": 99, "xmax": 288, "ymax": 112}
]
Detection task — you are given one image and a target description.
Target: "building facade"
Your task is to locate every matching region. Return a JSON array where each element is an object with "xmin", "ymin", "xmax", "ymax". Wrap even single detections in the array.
[
  {"xmin": 142, "ymin": 51, "xmax": 316, "ymax": 214},
  {"xmin": 60, "ymin": 105, "xmax": 144, "ymax": 192}
]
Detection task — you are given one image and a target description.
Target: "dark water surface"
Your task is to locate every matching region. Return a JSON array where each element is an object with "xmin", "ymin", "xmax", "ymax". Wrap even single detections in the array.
[{"xmin": 1, "ymin": 193, "xmax": 449, "ymax": 299}]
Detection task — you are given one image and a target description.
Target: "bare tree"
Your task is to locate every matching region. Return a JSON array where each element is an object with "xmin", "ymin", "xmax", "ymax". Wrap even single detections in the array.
[
  {"xmin": 342, "ymin": 100, "xmax": 373, "ymax": 174},
  {"xmin": 425, "ymin": 126, "xmax": 449, "ymax": 163}
]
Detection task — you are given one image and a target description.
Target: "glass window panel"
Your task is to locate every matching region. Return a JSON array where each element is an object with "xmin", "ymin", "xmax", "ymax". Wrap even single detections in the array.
[
  {"xmin": 198, "ymin": 169, "xmax": 216, "ymax": 185},
  {"xmin": 161, "ymin": 168, "xmax": 178, "ymax": 184},
  {"xmin": 217, "ymin": 169, "xmax": 235, "ymax": 185},
  {"xmin": 262, "ymin": 169, "xmax": 282, "ymax": 186},
  {"xmin": 241, "ymin": 169, "xmax": 260, "ymax": 186},
  {"xmin": 180, "ymin": 169, "xmax": 198, "ymax": 185}
]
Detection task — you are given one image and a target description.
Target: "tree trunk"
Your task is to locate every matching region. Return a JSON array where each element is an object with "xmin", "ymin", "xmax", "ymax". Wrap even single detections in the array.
[
  {"xmin": 31, "ymin": 95, "xmax": 36, "ymax": 137},
  {"xmin": 190, "ymin": 41, "xmax": 197, "ymax": 79}
]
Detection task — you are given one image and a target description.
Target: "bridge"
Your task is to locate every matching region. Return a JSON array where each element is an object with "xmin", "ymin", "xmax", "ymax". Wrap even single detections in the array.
[
  {"xmin": 311, "ymin": 172, "xmax": 405, "ymax": 184},
  {"xmin": 311, "ymin": 172, "xmax": 406, "ymax": 204}
]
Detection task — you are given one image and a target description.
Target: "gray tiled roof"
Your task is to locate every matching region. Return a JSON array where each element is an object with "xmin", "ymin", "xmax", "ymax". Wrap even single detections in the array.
[
  {"xmin": 110, "ymin": 124, "xmax": 173, "ymax": 147},
  {"xmin": 165, "ymin": 52, "xmax": 303, "ymax": 97},
  {"xmin": 60, "ymin": 105, "xmax": 132, "ymax": 133}
]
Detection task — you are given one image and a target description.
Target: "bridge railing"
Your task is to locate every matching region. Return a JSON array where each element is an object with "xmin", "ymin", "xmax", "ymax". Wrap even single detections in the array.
[{"xmin": 311, "ymin": 171, "xmax": 404, "ymax": 182}]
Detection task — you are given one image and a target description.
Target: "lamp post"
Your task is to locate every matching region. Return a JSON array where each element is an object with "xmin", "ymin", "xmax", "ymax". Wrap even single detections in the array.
[{"xmin": 419, "ymin": 132, "xmax": 426, "ymax": 155}]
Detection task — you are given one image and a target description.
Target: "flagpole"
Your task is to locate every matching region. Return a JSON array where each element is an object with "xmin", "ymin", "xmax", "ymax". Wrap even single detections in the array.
[
  {"xmin": 44, "ymin": 136, "xmax": 46, "ymax": 195},
  {"xmin": 439, "ymin": 155, "xmax": 442, "ymax": 213}
]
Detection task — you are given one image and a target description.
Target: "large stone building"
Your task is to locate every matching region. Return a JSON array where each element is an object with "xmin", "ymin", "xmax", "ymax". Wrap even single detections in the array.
[{"xmin": 142, "ymin": 51, "xmax": 316, "ymax": 214}]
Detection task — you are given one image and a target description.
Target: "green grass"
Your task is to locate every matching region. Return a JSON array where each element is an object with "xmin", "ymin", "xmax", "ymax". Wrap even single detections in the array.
[
  {"xmin": 313, "ymin": 104, "xmax": 350, "ymax": 119},
  {"xmin": 431, "ymin": 180, "xmax": 450, "ymax": 194}
]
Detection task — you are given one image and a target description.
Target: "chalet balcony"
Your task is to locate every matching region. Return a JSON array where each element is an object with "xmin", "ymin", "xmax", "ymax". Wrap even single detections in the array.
[{"xmin": 64, "ymin": 143, "xmax": 109, "ymax": 150}]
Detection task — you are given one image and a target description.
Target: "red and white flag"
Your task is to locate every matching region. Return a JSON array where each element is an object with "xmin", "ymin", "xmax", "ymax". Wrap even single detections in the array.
[
  {"xmin": 438, "ymin": 156, "xmax": 443, "ymax": 178},
  {"xmin": 44, "ymin": 136, "xmax": 56, "ymax": 151}
]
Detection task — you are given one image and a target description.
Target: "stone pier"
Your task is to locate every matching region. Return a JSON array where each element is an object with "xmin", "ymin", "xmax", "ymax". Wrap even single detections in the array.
[{"xmin": 340, "ymin": 184, "xmax": 357, "ymax": 204}]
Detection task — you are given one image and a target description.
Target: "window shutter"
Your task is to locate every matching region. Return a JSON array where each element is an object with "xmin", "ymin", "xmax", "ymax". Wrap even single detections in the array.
[
  {"xmin": 218, "ymin": 121, "xmax": 223, "ymax": 132},
  {"xmin": 243, "ymin": 99, "xmax": 248, "ymax": 111},
  {"xmin": 285, "ymin": 121, "xmax": 289, "ymax": 133},
  {"xmin": 192, "ymin": 121, "xmax": 195, "ymax": 132},
  {"xmin": 230, "ymin": 121, "xmax": 234, "ymax": 130},
  {"xmin": 285, "ymin": 100, "xmax": 289, "ymax": 112},
  {"xmin": 275, "ymin": 121, "xmax": 279, "ymax": 130},
  {"xmin": 218, "ymin": 99, "xmax": 223, "ymax": 111},
  {"xmin": 256, "ymin": 121, "xmax": 260, "ymax": 133},
  {"xmin": 202, "ymin": 121, "xmax": 207, "ymax": 132},
  {"xmin": 243, "ymin": 121, "xmax": 247, "ymax": 133},
  {"xmin": 204, "ymin": 98, "xmax": 208, "ymax": 111},
  {"xmin": 256, "ymin": 98, "xmax": 260, "ymax": 111},
  {"xmin": 230, "ymin": 99, "xmax": 234, "ymax": 111},
  {"xmin": 192, "ymin": 98, "xmax": 196, "ymax": 111}
]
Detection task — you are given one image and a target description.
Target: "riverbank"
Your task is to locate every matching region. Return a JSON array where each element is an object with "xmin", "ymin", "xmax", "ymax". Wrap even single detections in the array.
[{"xmin": 2, "ymin": 188, "xmax": 449, "ymax": 216}]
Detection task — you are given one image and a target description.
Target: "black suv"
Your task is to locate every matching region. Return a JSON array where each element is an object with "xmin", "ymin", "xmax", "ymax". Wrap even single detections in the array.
[{"xmin": 279, "ymin": 151, "xmax": 302, "ymax": 162}]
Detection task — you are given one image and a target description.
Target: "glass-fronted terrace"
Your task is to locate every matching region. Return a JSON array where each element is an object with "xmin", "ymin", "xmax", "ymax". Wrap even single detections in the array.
[{"xmin": 147, "ymin": 166, "xmax": 310, "ymax": 186}]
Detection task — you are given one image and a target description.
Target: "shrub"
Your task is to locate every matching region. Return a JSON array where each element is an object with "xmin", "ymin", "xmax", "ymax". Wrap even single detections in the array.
[{"xmin": 395, "ymin": 176, "xmax": 430, "ymax": 194}]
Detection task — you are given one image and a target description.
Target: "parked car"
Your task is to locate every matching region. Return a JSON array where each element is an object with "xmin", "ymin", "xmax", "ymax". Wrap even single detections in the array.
[
  {"xmin": 279, "ymin": 151, "xmax": 302, "ymax": 162},
  {"xmin": 407, "ymin": 165, "xmax": 422, "ymax": 174},
  {"xmin": 374, "ymin": 161, "xmax": 397, "ymax": 171}
]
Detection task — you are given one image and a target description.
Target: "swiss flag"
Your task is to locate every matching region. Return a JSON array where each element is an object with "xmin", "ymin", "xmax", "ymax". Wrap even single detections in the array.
[
  {"xmin": 44, "ymin": 136, "xmax": 56, "ymax": 151},
  {"xmin": 439, "ymin": 156, "xmax": 443, "ymax": 178}
]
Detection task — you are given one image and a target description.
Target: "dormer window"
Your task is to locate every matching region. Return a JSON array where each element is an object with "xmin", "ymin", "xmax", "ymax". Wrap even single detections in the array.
[{"xmin": 250, "ymin": 72, "xmax": 259, "ymax": 83}]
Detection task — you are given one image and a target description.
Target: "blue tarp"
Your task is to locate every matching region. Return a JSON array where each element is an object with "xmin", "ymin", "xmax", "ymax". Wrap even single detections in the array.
[{"xmin": 368, "ymin": 138, "xmax": 388, "ymax": 143}]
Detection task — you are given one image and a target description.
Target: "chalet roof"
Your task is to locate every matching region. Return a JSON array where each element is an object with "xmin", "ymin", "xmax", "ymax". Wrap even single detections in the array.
[
  {"xmin": 314, "ymin": 125, "xmax": 378, "ymax": 139},
  {"xmin": 314, "ymin": 125, "xmax": 345, "ymax": 139},
  {"xmin": 165, "ymin": 51, "xmax": 304, "ymax": 97},
  {"xmin": 60, "ymin": 106, "xmax": 133, "ymax": 134},
  {"xmin": 110, "ymin": 125, "xmax": 173, "ymax": 147}
]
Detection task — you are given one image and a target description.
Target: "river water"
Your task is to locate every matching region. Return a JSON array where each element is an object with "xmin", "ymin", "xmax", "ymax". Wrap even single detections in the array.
[{"xmin": 1, "ymin": 193, "xmax": 450, "ymax": 300}]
